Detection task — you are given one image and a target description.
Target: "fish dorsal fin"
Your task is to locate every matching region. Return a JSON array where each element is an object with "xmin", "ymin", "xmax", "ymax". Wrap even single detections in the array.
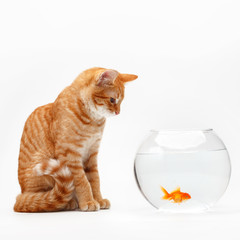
[{"xmin": 170, "ymin": 187, "xmax": 181, "ymax": 194}]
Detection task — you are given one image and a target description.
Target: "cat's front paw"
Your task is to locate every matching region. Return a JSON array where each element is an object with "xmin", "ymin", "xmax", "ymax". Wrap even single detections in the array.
[
  {"xmin": 79, "ymin": 200, "xmax": 100, "ymax": 211},
  {"xmin": 97, "ymin": 198, "xmax": 111, "ymax": 209}
]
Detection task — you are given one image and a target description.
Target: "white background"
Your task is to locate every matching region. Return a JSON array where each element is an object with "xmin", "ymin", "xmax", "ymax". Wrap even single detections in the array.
[{"xmin": 0, "ymin": 0, "xmax": 240, "ymax": 239}]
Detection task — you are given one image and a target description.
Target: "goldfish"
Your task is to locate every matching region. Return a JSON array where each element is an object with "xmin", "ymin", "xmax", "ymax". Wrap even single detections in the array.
[{"xmin": 160, "ymin": 186, "xmax": 191, "ymax": 203}]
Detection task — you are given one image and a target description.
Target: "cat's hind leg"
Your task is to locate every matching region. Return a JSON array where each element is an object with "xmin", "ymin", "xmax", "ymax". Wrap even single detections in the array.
[
  {"xmin": 14, "ymin": 159, "xmax": 74, "ymax": 212},
  {"xmin": 23, "ymin": 169, "xmax": 78, "ymax": 211},
  {"xmin": 22, "ymin": 175, "xmax": 55, "ymax": 193},
  {"xmin": 65, "ymin": 198, "xmax": 79, "ymax": 211}
]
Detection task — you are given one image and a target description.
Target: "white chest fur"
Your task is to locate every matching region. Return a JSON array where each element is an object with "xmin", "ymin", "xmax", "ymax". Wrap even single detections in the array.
[{"xmin": 79, "ymin": 131, "xmax": 102, "ymax": 164}]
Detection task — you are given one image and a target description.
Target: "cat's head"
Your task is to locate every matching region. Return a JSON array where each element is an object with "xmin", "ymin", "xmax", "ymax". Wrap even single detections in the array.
[{"xmin": 75, "ymin": 67, "xmax": 138, "ymax": 119}]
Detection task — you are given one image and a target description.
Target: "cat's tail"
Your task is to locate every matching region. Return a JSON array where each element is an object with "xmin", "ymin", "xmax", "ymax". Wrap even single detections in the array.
[{"xmin": 14, "ymin": 159, "xmax": 74, "ymax": 212}]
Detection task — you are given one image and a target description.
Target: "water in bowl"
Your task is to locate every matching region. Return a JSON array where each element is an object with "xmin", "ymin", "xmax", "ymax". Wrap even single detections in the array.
[{"xmin": 134, "ymin": 149, "xmax": 230, "ymax": 213}]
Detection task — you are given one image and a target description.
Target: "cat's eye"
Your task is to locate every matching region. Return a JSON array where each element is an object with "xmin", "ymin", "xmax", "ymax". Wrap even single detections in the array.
[{"xmin": 110, "ymin": 97, "xmax": 116, "ymax": 104}]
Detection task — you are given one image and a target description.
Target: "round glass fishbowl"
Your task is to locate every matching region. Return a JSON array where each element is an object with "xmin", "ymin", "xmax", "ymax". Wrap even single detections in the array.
[{"xmin": 134, "ymin": 129, "xmax": 231, "ymax": 213}]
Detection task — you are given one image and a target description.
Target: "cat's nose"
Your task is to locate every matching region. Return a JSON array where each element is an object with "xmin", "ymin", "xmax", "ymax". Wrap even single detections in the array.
[{"xmin": 115, "ymin": 111, "xmax": 120, "ymax": 115}]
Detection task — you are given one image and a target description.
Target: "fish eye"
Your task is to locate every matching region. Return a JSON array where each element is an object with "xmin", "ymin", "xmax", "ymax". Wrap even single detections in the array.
[{"xmin": 110, "ymin": 97, "xmax": 116, "ymax": 104}]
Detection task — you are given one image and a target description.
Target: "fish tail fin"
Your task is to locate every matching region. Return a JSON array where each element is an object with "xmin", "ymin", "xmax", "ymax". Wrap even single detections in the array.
[{"xmin": 160, "ymin": 186, "xmax": 170, "ymax": 199}]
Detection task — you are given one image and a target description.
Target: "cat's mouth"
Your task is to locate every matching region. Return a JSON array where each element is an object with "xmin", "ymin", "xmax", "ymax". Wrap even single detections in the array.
[
  {"xmin": 94, "ymin": 106, "xmax": 116, "ymax": 118},
  {"xmin": 105, "ymin": 109, "xmax": 119, "ymax": 117},
  {"xmin": 107, "ymin": 110, "xmax": 118, "ymax": 117}
]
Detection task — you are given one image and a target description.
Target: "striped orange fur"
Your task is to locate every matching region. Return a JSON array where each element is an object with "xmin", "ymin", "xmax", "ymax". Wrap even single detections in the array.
[{"xmin": 14, "ymin": 67, "xmax": 137, "ymax": 212}]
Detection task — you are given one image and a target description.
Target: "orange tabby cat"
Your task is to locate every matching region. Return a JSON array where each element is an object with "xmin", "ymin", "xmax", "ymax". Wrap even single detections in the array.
[{"xmin": 14, "ymin": 67, "xmax": 137, "ymax": 212}]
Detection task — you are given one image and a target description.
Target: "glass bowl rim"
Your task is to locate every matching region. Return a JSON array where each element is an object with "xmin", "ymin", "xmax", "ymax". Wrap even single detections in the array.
[{"xmin": 150, "ymin": 128, "xmax": 213, "ymax": 133}]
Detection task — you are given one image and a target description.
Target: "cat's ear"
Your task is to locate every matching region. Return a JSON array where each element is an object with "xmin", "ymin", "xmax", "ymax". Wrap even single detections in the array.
[
  {"xmin": 97, "ymin": 70, "xmax": 119, "ymax": 86},
  {"xmin": 120, "ymin": 74, "xmax": 138, "ymax": 83}
]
